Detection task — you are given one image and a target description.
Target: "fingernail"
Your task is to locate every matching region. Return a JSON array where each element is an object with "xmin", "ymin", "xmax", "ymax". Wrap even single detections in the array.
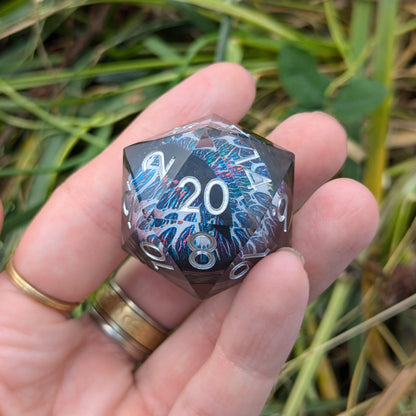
[{"xmin": 277, "ymin": 247, "xmax": 305, "ymax": 265}]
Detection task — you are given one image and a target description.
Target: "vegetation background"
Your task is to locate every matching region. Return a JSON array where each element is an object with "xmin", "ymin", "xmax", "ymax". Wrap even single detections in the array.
[{"xmin": 0, "ymin": 0, "xmax": 415, "ymax": 415}]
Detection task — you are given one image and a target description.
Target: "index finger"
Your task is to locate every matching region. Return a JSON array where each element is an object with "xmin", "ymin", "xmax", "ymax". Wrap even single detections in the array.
[{"xmin": 11, "ymin": 63, "xmax": 257, "ymax": 304}]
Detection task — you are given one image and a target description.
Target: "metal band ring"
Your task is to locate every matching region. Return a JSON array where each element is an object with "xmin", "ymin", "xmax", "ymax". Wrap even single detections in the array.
[
  {"xmin": 5, "ymin": 255, "xmax": 80, "ymax": 312},
  {"xmin": 88, "ymin": 278, "xmax": 168, "ymax": 361}
]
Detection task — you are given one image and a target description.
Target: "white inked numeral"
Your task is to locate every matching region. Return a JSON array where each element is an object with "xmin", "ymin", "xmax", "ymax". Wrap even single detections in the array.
[
  {"xmin": 139, "ymin": 241, "xmax": 174, "ymax": 271},
  {"xmin": 142, "ymin": 151, "xmax": 175, "ymax": 180},
  {"xmin": 229, "ymin": 262, "xmax": 250, "ymax": 280},
  {"xmin": 245, "ymin": 170, "xmax": 272, "ymax": 190},
  {"xmin": 229, "ymin": 248, "xmax": 270, "ymax": 280},
  {"xmin": 187, "ymin": 232, "xmax": 217, "ymax": 270},
  {"xmin": 235, "ymin": 148, "xmax": 272, "ymax": 190},
  {"xmin": 123, "ymin": 179, "xmax": 132, "ymax": 216},
  {"xmin": 178, "ymin": 177, "xmax": 201, "ymax": 213},
  {"xmin": 123, "ymin": 178, "xmax": 133, "ymax": 229},
  {"xmin": 235, "ymin": 148, "xmax": 260, "ymax": 165},
  {"xmin": 179, "ymin": 177, "xmax": 229, "ymax": 215},
  {"xmin": 204, "ymin": 178, "xmax": 229, "ymax": 215},
  {"xmin": 272, "ymin": 192, "xmax": 289, "ymax": 232}
]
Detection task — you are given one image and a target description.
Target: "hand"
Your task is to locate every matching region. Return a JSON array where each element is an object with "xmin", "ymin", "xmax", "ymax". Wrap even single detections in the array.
[{"xmin": 0, "ymin": 63, "xmax": 378, "ymax": 416}]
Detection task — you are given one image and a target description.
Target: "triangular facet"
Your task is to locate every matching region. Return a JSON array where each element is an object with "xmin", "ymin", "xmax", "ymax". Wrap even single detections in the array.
[{"xmin": 191, "ymin": 283, "xmax": 215, "ymax": 298}]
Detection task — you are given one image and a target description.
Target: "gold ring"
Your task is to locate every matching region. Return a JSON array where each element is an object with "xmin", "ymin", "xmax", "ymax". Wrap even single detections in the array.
[
  {"xmin": 5, "ymin": 255, "xmax": 80, "ymax": 312},
  {"xmin": 89, "ymin": 279, "xmax": 168, "ymax": 362}
]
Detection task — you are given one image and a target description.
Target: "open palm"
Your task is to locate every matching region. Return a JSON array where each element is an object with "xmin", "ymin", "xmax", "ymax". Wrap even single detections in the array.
[{"xmin": 0, "ymin": 63, "xmax": 378, "ymax": 416}]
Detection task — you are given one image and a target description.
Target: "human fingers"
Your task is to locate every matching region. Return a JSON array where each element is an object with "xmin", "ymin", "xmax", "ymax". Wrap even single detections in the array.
[
  {"xmin": 8, "ymin": 63, "xmax": 256, "ymax": 306},
  {"xmin": 270, "ymin": 111, "xmax": 347, "ymax": 208},
  {"xmin": 167, "ymin": 250, "xmax": 308, "ymax": 416},
  {"xmin": 129, "ymin": 178, "xmax": 378, "ymax": 409},
  {"xmin": 292, "ymin": 177, "xmax": 379, "ymax": 301},
  {"xmin": 0, "ymin": 65, "xmax": 256, "ymax": 414}
]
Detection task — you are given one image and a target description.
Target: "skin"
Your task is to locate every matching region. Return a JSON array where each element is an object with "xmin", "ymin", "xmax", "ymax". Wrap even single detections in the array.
[{"xmin": 0, "ymin": 63, "xmax": 379, "ymax": 416}]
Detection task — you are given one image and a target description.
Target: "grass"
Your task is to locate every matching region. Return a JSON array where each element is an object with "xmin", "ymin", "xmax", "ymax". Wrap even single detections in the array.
[{"xmin": 1, "ymin": 1, "xmax": 416, "ymax": 414}]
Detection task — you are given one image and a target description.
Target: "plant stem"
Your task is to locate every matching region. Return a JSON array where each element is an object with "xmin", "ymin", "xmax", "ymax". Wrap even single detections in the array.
[
  {"xmin": 362, "ymin": 0, "xmax": 398, "ymax": 202},
  {"xmin": 349, "ymin": 0, "xmax": 372, "ymax": 75},
  {"xmin": 215, "ymin": 0, "xmax": 233, "ymax": 62},
  {"xmin": 360, "ymin": 0, "xmax": 400, "ymax": 389},
  {"xmin": 282, "ymin": 279, "xmax": 353, "ymax": 416},
  {"xmin": 323, "ymin": 0, "xmax": 349, "ymax": 62}
]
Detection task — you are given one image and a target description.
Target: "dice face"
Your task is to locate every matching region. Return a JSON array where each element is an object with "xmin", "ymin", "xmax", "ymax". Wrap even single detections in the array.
[{"xmin": 122, "ymin": 115, "xmax": 294, "ymax": 299}]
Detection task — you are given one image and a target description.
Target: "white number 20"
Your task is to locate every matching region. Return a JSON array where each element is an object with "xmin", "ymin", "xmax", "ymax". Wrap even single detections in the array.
[{"xmin": 178, "ymin": 176, "xmax": 229, "ymax": 216}]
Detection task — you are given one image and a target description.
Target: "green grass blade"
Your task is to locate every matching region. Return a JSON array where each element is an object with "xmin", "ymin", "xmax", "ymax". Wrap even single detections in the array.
[
  {"xmin": 174, "ymin": 0, "xmax": 335, "ymax": 55},
  {"xmin": 214, "ymin": 0, "xmax": 233, "ymax": 62},
  {"xmin": 282, "ymin": 279, "xmax": 353, "ymax": 416},
  {"xmin": 349, "ymin": 0, "xmax": 372, "ymax": 75},
  {"xmin": 363, "ymin": 0, "xmax": 399, "ymax": 202},
  {"xmin": 323, "ymin": 0, "xmax": 349, "ymax": 62},
  {"xmin": 0, "ymin": 79, "xmax": 104, "ymax": 148}
]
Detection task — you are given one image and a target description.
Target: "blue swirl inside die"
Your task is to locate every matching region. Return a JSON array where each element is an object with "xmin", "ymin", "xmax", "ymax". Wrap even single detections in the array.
[{"xmin": 122, "ymin": 115, "xmax": 294, "ymax": 299}]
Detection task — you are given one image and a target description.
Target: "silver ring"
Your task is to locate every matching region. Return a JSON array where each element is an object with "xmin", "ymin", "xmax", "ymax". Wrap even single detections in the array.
[{"xmin": 89, "ymin": 279, "xmax": 168, "ymax": 362}]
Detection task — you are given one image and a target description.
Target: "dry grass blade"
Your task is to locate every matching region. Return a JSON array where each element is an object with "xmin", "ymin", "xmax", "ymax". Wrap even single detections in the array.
[{"xmin": 366, "ymin": 352, "xmax": 416, "ymax": 416}]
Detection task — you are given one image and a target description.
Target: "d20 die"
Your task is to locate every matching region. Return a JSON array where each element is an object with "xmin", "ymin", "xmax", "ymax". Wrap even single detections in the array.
[{"xmin": 121, "ymin": 115, "xmax": 294, "ymax": 299}]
